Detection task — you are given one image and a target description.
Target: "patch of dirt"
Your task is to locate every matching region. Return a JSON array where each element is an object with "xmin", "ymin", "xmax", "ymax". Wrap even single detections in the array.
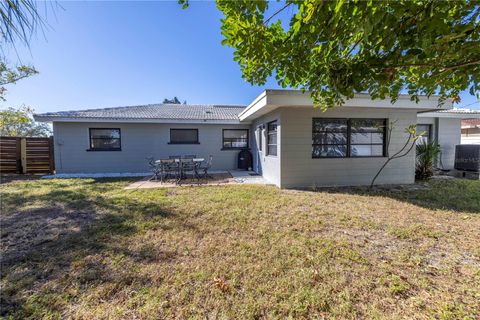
[
  {"xmin": 125, "ymin": 172, "xmax": 235, "ymax": 189},
  {"xmin": 0, "ymin": 206, "xmax": 101, "ymax": 266},
  {"xmin": 0, "ymin": 174, "xmax": 42, "ymax": 184}
]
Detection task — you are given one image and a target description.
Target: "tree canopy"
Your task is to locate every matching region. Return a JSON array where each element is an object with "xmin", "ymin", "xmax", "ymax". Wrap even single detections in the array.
[
  {"xmin": 0, "ymin": 105, "xmax": 52, "ymax": 137},
  {"xmin": 182, "ymin": 0, "xmax": 479, "ymax": 108}
]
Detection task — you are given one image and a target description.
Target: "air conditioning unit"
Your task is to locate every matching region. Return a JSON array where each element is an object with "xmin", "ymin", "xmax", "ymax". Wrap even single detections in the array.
[{"xmin": 454, "ymin": 145, "xmax": 480, "ymax": 172}]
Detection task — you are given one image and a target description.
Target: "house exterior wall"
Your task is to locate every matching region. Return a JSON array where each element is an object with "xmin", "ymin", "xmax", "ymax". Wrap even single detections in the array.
[
  {"xmin": 52, "ymin": 122, "xmax": 250, "ymax": 173},
  {"xmin": 251, "ymin": 110, "xmax": 281, "ymax": 186},
  {"xmin": 438, "ymin": 118, "xmax": 461, "ymax": 169},
  {"xmin": 277, "ymin": 107, "xmax": 418, "ymax": 188},
  {"xmin": 417, "ymin": 117, "xmax": 461, "ymax": 169}
]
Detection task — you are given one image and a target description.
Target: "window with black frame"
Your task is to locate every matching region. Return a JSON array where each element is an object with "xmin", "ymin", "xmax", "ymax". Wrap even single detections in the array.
[
  {"xmin": 222, "ymin": 129, "xmax": 249, "ymax": 149},
  {"xmin": 89, "ymin": 128, "xmax": 121, "ymax": 151},
  {"xmin": 169, "ymin": 129, "xmax": 199, "ymax": 144},
  {"xmin": 312, "ymin": 119, "xmax": 348, "ymax": 158},
  {"xmin": 312, "ymin": 119, "xmax": 386, "ymax": 158},
  {"xmin": 350, "ymin": 119, "xmax": 386, "ymax": 157},
  {"xmin": 416, "ymin": 124, "xmax": 432, "ymax": 145},
  {"xmin": 267, "ymin": 120, "xmax": 277, "ymax": 156}
]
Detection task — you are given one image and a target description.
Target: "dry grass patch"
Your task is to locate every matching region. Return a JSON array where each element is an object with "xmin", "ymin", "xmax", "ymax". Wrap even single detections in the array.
[{"xmin": 1, "ymin": 178, "xmax": 479, "ymax": 319}]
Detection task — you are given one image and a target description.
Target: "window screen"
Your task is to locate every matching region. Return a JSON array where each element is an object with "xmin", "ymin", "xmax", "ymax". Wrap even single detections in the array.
[
  {"xmin": 416, "ymin": 124, "xmax": 432, "ymax": 145},
  {"xmin": 170, "ymin": 129, "xmax": 199, "ymax": 144},
  {"xmin": 312, "ymin": 119, "xmax": 386, "ymax": 158},
  {"xmin": 223, "ymin": 129, "xmax": 249, "ymax": 149},
  {"xmin": 89, "ymin": 128, "xmax": 121, "ymax": 150},
  {"xmin": 312, "ymin": 119, "xmax": 348, "ymax": 158},
  {"xmin": 267, "ymin": 121, "xmax": 278, "ymax": 156},
  {"xmin": 350, "ymin": 119, "xmax": 386, "ymax": 157}
]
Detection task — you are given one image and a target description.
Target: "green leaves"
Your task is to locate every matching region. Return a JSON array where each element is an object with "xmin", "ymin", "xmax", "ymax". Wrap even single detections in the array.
[
  {"xmin": 0, "ymin": 105, "xmax": 52, "ymax": 137},
  {"xmin": 416, "ymin": 140, "xmax": 441, "ymax": 180},
  {"xmin": 0, "ymin": 62, "xmax": 38, "ymax": 101},
  {"xmin": 0, "ymin": 0, "xmax": 44, "ymax": 46},
  {"xmin": 178, "ymin": 0, "xmax": 189, "ymax": 9},
  {"xmin": 211, "ymin": 0, "xmax": 480, "ymax": 108}
]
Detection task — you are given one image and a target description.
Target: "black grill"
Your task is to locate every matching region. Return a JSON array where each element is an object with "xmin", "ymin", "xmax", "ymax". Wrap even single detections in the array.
[
  {"xmin": 454, "ymin": 145, "xmax": 480, "ymax": 172},
  {"xmin": 238, "ymin": 149, "xmax": 252, "ymax": 170}
]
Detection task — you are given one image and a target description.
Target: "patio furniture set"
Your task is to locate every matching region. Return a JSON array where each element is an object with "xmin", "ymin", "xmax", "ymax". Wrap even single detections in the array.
[{"xmin": 147, "ymin": 155, "xmax": 213, "ymax": 183}]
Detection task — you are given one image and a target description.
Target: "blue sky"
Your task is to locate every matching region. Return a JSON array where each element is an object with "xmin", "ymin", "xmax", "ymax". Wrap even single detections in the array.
[{"xmin": 1, "ymin": 1, "xmax": 479, "ymax": 113}]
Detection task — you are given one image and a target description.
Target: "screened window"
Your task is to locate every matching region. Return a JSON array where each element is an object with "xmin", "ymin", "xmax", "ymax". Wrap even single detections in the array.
[
  {"xmin": 169, "ymin": 129, "xmax": 199, "ymax": 144},
  {"xmin": 223, "ymin": 129, "xmax": 249, "ymax": 149},
  {"xmin": 312, "ymin": 119, "xmax": 348, "ymax": 158},
  {"xmin": 312, "ymin": 119, "xmax": 386, "ymax": 158},
  {"xmin": 89, "ymin": 128, "xmax": 121, "ymax": 151},
  {"xmin": 350, "ymin": 119, "xmax": 386, "ymax": 157},
  {"xmin": 267, "ymin": 120, "xmax": 278, "ymax": 156},
  {"xmin": 416, "ymin": 124, "xmax": 432, "ymax": 145}
]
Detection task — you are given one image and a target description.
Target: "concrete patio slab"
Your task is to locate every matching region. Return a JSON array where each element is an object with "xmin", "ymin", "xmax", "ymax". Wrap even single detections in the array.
[
  {"xmin": 229, "ymin": 170, "xmax": 268, "ymax": 185},
  {"xmin": 124, "ymin": 170, "xmax": 268, "ymax": 190}
]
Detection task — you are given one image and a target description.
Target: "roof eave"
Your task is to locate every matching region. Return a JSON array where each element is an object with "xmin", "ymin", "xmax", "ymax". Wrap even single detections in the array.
[
  {"xmin": 33, "ymin": 116, "xmax": 250, "ymax": 125},
  {"xmin": 238, "ymin": 90, "xmax": 449, "ymax": 121}
]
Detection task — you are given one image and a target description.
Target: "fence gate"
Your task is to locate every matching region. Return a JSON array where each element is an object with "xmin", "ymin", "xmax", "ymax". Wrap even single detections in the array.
[
  {"xmin": 0, "ymin": 137, "xmax": 21, "ymax": 173},
  {"xmin": 0, "ymin": 137, "xmax": 54, "ymax": 174}
]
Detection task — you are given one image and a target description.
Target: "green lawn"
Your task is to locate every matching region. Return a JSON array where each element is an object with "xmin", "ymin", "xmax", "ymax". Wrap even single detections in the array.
[{"xmin": 1, "ymin": 178, "xmax": 479, "ymax": 319}]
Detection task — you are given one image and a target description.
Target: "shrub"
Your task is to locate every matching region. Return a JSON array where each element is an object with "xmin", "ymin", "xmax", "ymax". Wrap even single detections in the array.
[{"xmin": 416, "ymin": 140, "xmax": 441, "ymax": 180}]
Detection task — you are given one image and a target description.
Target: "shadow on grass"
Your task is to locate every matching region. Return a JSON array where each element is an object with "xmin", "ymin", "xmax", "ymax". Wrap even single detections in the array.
[
  {"xmin": 317, "ymin": 179, "xmax": 480, "ymax": 214},
  {"xmin": 0, "ymin": 180, "xmax": 176, "ymax": 318}
]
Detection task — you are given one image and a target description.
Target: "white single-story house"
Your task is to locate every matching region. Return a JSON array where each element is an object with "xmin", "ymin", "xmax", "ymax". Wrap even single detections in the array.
[{"xmin": 35, "ymin": 89, "xmax": 479, "ymax": 188}]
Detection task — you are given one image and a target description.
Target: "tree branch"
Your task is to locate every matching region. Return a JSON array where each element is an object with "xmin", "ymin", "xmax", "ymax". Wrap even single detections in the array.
[
  {"xmin": 345, "ymin": 37, "xmax": 362, "ymax": 58},
  {"xmin": 375, "ymin": 59, "xmax": 480, "ymax": 71},
  {"xmin": 263, "ymin": 2, "xmax": 292, "ymax": 26},
  {"xmin": 370, "ymin": 123, "xmax": 418, "ymax": 188},
  {"xmin": 391, "ymin": 137, "xmax": 417, "ymax": 160},
  {"xmin": 390, "ymin": 132, "xmax": 413, "ymax": 159},
  {"xmin": 0, "ymin": 72, "xmax": 34, "ymax": 86},
  {"xmin": 433, "ymin": 59, "xmax": 480, "ymax": 76}
]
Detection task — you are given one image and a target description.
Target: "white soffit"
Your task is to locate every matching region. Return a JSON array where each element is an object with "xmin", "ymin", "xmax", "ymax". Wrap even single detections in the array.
[{"xmin": 239, "ymin": 89, "xmax": 451, "ymax": 121}]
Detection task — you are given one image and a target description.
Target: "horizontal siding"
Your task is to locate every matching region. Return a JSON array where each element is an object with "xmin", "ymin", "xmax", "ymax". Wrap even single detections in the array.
[
  {"xmin": 279, "ymin": 107, "xmax": 416, "ymax": 188},
  {"xmin": 54, "ymin": 122, "xmax": 250, "ymax": 173},
  {"xmin": 437, "ymin": 118, "xmax": 461, "ymax": 169},
  {"xmin": 251, "ymin": 111, "xmax": 281, "ymax": 186}
]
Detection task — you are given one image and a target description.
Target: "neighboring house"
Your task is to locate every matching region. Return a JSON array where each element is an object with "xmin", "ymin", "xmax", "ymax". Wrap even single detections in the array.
[
  {"xmin": 461, "ymin": 118, "xmax": 480, "ymax": 144},
  {"xmin": 36, "ymin": 89, "xmax": 458, "ymax": 188},
  {"xmin": 417, "ymin": 109, "xmax": 480, "ymax": 169}
]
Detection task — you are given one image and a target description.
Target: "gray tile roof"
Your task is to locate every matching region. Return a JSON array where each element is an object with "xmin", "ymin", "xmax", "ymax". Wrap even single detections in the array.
[{"xmin": 34, "ymin": 104, "xmax": 247, "ymax": 122}]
